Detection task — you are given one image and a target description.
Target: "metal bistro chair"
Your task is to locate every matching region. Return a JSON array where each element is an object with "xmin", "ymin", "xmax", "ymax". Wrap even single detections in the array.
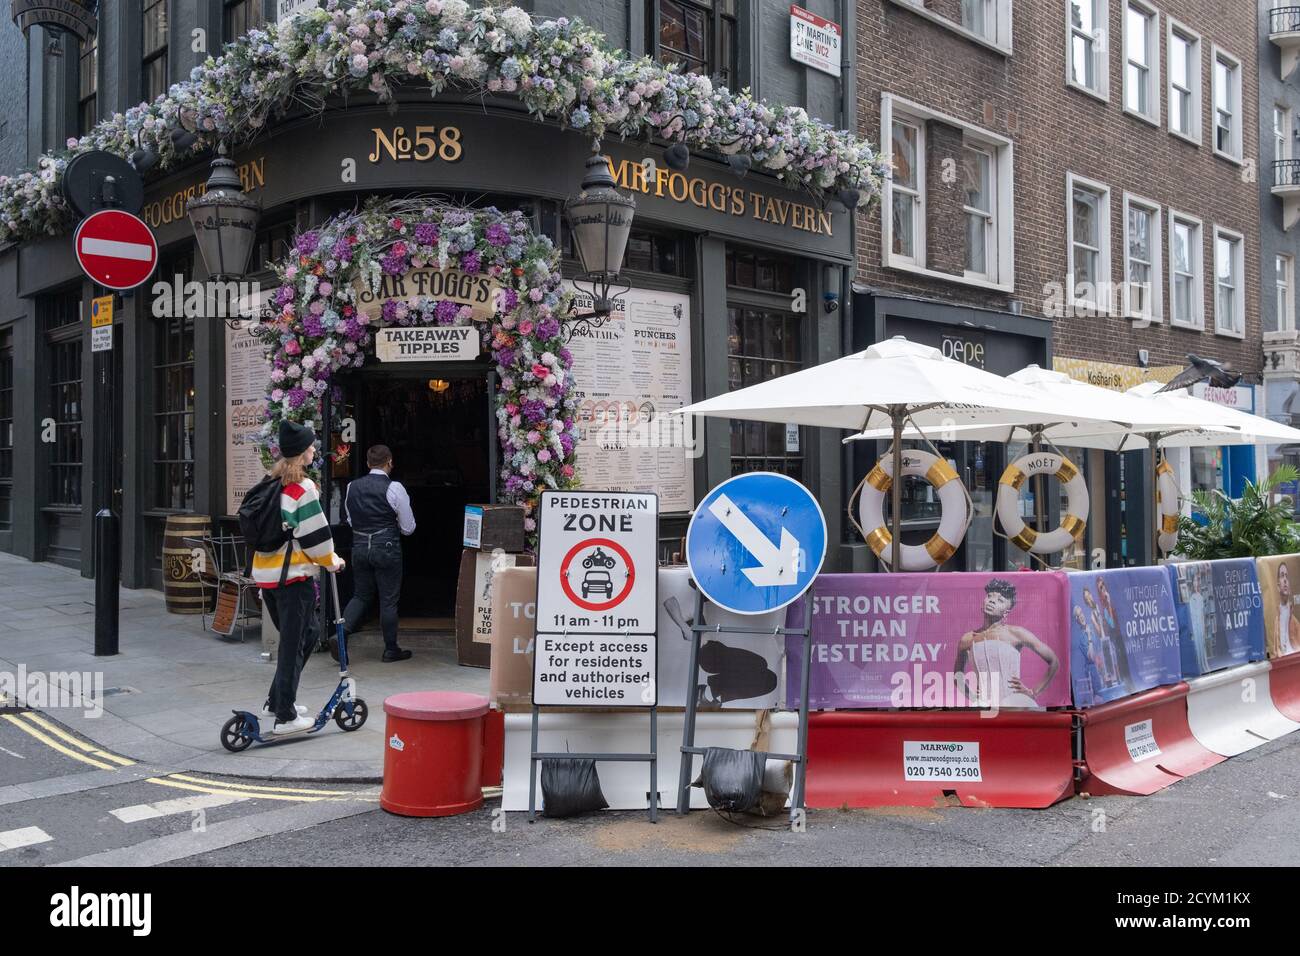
[{"xmin": 185, "ymin": 534, "xmax": 263, "ymax": 640}]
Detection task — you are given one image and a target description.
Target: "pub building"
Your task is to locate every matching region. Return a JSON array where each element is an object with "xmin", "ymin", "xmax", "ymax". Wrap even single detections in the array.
[{"xmin": 0, "ymin": 0, "xmax": 861, "ymax": 628}]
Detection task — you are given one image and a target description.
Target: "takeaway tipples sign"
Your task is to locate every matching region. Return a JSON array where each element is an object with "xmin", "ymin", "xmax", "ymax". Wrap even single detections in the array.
[{"xmin": 375, "ymin": 326, "xmax": 477, "ymax": 361}]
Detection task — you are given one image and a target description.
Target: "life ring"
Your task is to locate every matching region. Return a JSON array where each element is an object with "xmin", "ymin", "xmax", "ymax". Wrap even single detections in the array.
[
  {"xmin": 997, "ymin": 452, "xmax": 1088, "ymax": 555},
  {"xmin": 1156, "ymin": 458, "xmax": 1180, "ymax": 553},
  {"xmin": 858, "ymin": 449, "xmax": 967, "ymax": 570}
]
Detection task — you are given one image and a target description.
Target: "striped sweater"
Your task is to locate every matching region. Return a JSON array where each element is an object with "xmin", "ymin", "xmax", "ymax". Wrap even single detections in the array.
[{"xmin": 252, "ymin": 478, "xmax": 338, "ymax": 588}]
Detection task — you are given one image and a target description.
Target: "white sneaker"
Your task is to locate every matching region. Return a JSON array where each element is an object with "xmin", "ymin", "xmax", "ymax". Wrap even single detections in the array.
[
  {"xmin": 262, "ymin": 702, "xmax": 309, "ymax": 718},
  {"xmin": 271, "ymin": 714, "xmax": 314, "ymax": 735}
]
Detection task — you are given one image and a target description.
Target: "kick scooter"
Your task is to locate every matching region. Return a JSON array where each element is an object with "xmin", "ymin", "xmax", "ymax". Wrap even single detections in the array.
[{"xmin": 220, "ymin": 569, "xmax": 368, "ymax": 752}]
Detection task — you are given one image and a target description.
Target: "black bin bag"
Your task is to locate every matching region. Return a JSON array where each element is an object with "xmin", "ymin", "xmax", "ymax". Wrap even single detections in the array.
[
  {"xmin": 692, "ymin": 747, "xmax": 767, "ymax": 813},
  {"xmin": 540, "ymin": 757, "xmax": 609, "ymax": 818}
]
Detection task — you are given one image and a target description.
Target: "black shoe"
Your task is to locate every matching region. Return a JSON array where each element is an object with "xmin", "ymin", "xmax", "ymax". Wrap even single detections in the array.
[{"xmin": 382, "ymin": 648, "xmax": 413, "ymax": 663}]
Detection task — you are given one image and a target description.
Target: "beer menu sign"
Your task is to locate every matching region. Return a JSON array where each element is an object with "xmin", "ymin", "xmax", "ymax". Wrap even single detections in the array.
[{"xmin": 353, "ymin": 266, "xmax": 503, "ymax": 322}]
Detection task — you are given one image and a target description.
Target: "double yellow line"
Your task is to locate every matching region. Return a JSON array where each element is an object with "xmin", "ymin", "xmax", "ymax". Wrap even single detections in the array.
[
  {"xmin": 1, "ymin": 711, "xmax": 136, "ymax": 771},
  {"xmin": 146, "ymin": 773, "xmax": 379, "ymax": 803},
  {"xmin": 1, "ymin": 711, "xmax": 378, "ymax": 803}
]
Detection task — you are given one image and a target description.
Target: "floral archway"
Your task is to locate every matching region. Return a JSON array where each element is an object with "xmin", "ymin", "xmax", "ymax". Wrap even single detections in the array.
[{"xmin": 260, "ymin": 197, "xmax": 577, "ymax": 537}]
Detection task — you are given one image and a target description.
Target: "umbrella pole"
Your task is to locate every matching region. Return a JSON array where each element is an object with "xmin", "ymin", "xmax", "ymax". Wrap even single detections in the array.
[
  {"xmin": 1151, "ymin": 432, "xmax": 1165, "ymax": 566},
  {"xmin": 1032, "ymin": 433, "xmax": 1046, "ymax": 539},
  {"xmin": 891, "ymin": 407, "xmax": 903, "ymax": 572}
]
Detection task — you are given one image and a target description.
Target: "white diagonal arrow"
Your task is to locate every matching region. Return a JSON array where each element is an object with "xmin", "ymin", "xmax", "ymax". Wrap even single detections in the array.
[{"xmin": 708, "ymin": 493, "xmax": 800, "ymax": 587}]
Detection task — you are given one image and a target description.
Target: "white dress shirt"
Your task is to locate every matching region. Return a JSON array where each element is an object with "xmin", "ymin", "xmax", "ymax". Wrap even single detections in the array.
[{"xmin": 347, "ymin": 468, "xmax": 417, "ymax": 535}]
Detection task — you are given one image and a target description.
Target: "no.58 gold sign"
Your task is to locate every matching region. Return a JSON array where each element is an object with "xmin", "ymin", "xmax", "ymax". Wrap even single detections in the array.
[{"xmin": 369, "ymin": 125, "xmax": 463, "ymax": 163}]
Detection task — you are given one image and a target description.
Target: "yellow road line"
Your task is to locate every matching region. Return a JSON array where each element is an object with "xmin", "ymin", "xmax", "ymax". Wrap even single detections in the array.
[
  {"xmin": 18, "ymin": 713, "xmax": 135, "ymax": 766},
  {"xmin": 165, "ymin": 773, "xmax": 354, "ymax": 796},
  {"xmin": 145, "ymin": 777, "xmax": 328, "ymax": 803},
  {"xmin": 1, "ymin": 714, "xmax": 115, "ymax": 771}
]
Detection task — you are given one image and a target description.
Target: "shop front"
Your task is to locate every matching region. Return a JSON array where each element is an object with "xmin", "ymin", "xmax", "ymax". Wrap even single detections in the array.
[
  {"xmin": 847, "ymin": 292, "xmax": 1052, "ymax": 572},
  {"xmin": 4, "ymin": 97, "xmax": 856, "ymax": 619}
]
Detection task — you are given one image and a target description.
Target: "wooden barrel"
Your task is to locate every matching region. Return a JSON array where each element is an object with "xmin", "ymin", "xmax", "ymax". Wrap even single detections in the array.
[{"xmin": 162, "ymin": 514, "xmax": 213, "ymax": 614}]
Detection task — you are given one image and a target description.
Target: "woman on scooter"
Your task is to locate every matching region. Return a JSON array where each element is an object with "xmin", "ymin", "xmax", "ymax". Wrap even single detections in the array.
[{"xmin": 254, "ymin": 420, "xmax": 345, "ymax": 734}]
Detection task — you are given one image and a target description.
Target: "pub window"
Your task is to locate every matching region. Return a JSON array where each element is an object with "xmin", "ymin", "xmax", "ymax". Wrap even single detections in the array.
[
  {"xmin": 726, "ymin": 246, "xmax": 803, "ymax": 479},
  {"xmin": 561, "ymin": 225, "xmax": 686, "ymax": 278},
  {"xmin": 246, "ymin": 216, "xmax": 296, "ymax": 276},
  {"xmin": 78, "ymin": 34, "xmax": 98, "ymax": 136},
  {"xmin": 725, "ymin": 249, "xmax": 795, "ymax": 294},
  {"xmin": 152, "ymin": 253, "xmax": 195, "ymax": 510},
  {"xmin": 47, "ymin": 337, "xmax": 83, "ymax": 508},
  {"xmin": 142, "ymin": 0, "xmax": 169, "ymax": 102},
  {"xmin": 652, "ymin": 0, "xmax": 738, "ymax": 87},
  {"xmin": 727, "ymin": 307, "xmax": 803, "ymax": 480},
  {"xmin": 224, "ymin": 0, "xmax": 265, "ymax": 43},
  {"xmin": 0, "ymin": 327, "xmax": 12, "ymax": 531}
]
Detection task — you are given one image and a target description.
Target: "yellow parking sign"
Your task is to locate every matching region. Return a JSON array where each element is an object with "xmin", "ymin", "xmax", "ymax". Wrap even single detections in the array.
[{"xmin": 90, "ymin": 294, "xmax": 113, "ymax": 328}]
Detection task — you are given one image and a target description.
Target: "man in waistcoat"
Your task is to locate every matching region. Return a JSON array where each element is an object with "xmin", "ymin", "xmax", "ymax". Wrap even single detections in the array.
[{"xmin": 336, "ymin": 444, "xmax": 415, "ymax": 662}]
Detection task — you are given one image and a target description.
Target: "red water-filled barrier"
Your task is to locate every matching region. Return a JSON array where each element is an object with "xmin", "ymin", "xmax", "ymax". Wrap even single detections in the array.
[
  {"xmin": 1073, "ymin": 684, "xmax": 1224, "ymax": 796},
  {"xmin": 806, "ymin": 710, "xmax": 1075, "ymax": 808},
  {"xmin": 1269, "ymin": 653, "xmax": 1300, "ymax": 723}
]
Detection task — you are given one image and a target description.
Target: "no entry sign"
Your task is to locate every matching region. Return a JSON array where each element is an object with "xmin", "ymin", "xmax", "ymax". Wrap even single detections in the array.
[
  {"xmin": 533, "ymin": 490, "xmax": 658, "ymax": 706},
  {"xmin": 74, "ymin": 209, "xmax": 158, "ymax": 290}
]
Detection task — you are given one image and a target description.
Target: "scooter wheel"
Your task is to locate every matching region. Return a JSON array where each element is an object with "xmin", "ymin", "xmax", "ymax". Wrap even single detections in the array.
[
  {"xmin": 334, "ymin": 698, "xmax": 368, "ymax": 731},
  {"xmin": 220, "ymin": 715, "xmax": 255, "ymax": 752}
]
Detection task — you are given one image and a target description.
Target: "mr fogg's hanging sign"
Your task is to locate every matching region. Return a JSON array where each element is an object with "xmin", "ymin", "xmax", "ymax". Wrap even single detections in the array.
[
  {"xmin": 353, "ymin": 267, "xmax": 503, "ymax": 322},
  {"xmin": 533, "ymin": 490, "xmax": 659, "ymax": 706}
]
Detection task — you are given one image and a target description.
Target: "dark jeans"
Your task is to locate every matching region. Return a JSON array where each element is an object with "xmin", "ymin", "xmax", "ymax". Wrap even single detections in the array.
[
  {"xmin": 263, "ymin": 578, "xmax": 319, "ymax": 722},
  {"xmin": 343, "ymin": 531, "xmax": 403, "ymax": 652}
]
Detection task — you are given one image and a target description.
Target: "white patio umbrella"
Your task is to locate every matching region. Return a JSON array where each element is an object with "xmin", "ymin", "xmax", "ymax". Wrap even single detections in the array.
[
  {"xmin": 845, "ymin": 364, "xmax": 1218, "ymax": 451},
  {"xmin": 673, "ymin": 337, "xmax": 1126, "ymax": 569}
]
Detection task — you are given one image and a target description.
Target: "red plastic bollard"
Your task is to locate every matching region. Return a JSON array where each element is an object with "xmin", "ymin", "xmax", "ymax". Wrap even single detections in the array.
[{"xmin": 380, "ymin": 691, "xmax": 489, "ymax": 817}]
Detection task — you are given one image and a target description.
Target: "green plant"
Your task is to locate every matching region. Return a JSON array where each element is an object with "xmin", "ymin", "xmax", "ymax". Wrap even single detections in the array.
[{"xmin": 1174, "ymin": 464, "xmax": 1300, "ymax": 560}]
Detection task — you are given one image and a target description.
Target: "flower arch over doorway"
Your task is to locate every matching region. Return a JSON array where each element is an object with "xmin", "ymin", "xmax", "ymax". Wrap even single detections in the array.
[{"xmin": 259, "ymin": 197, "xmax": 577, "ymax": 538}]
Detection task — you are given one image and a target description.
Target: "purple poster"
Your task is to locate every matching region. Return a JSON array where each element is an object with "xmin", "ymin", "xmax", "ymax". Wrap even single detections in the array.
[
  {"xmin": 1068, "ymin": 567, "xmax": 1182, "ymax": 708},
  {"xmin": 786, "ymin": 572, "xmax": 1071, "ymax": 710}
]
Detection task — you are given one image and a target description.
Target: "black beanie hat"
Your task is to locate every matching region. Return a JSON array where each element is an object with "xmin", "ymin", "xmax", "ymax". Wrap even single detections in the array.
[{"xmin": 278, "ymin": 420, "xmax": 315, "ymax": 459}]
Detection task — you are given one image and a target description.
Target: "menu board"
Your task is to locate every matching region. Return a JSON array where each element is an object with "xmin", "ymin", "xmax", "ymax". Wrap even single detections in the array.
[
  {"xmin": 225, "ymin": 301, "xmax": 272, "ymax": 516},
  {"xmin": 564, "ymin": 283, "xmax": 694, "ymax": 513}
]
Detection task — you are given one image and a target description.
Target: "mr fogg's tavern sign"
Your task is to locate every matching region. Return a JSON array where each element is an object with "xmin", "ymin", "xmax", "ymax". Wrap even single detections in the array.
[{"xmin": 11, "ymin": 0, "xmax": 97, "ymax": 42}]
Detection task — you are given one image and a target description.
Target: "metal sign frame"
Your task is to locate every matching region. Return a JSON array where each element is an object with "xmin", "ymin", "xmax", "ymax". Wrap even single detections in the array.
[
  {"xmin": 528, "ymin": 489, "xmax": 661, "ymax": 823},
  {"xmin": 674, "ymin": 587, "xmax": 814, "ymax": 822}
]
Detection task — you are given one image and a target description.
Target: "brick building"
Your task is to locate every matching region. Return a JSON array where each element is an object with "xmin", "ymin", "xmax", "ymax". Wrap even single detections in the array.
[{"xmin": 848, "ymin": 0, "xmax": 1266, "ymax": 571}]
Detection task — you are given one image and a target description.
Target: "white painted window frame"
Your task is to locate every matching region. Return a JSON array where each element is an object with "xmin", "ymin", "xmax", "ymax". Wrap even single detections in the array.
[
  {"xmin": 1166, "ymin": 18, "xmax": 1201, "ymax": 145},
  {"xmin": 887, "ymin": 0, "xmax": 1013, "ymax": 55},
  {"xmin": 1212, "ymin": 224, "xmax": 1245, "ymax": 338},
  {"xmin": 1273, "ymin": 253, "xmax": 1295, "ymax": 338},
  {"xmin": 1168, "ymin": 210, "xmax": 1204, "ymax": 330},
  {"xmin": 1211, "ymin": 45, "xmax": 1243, "ymax": 164},
  {"xmin": 1066, "ymin": 171, "xmax": 1112, "ymax": 312},
  {"xmin": 1066, "ymin": 0, "xmax": 1110, "ymax": 102},
  {"xmin": 1122, "ymin": 0, "xmax": 1160, "ymax": 126},
  {"xmin": 1122, "ymin": 192, "xmax": 1163, "ymax": 323},
  {"xmin": 880, "ymin": 92, "xmax": 1016, "ymax": 293}
]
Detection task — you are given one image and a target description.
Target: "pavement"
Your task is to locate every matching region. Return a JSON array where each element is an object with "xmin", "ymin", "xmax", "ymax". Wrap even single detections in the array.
[{"xmin": 0, "ymin": 552, "xmax": 488, "ymax": 781}]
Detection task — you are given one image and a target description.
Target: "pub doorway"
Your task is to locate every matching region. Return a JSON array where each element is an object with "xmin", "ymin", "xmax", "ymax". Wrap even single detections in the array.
[{"xmin": 327, "ymin": 364, "xmax": 495, "ymax": 629}]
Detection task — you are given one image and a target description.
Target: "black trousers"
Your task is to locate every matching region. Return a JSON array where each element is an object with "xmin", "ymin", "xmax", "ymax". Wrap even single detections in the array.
[
  {"xmin": 263, "ymin": 577, "xmax": 319, "ymax": 722},
  {"xmin": 343, "ymin": 531, "xmax": 403, "ymax": 652}
]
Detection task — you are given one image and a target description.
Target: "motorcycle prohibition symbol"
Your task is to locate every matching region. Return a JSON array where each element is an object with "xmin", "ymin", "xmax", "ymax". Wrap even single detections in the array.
[{"xmin": 581, "ymin": 547, "xmax": 617, "ymax": 570}]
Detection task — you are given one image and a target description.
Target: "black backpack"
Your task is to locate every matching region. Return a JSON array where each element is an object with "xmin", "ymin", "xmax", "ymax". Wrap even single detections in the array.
[{"xmin": 238, "ymin": 475, "xmax": 294, "ymax": 585}]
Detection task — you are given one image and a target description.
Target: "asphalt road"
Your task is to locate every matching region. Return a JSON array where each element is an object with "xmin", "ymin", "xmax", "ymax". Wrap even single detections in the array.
[{"xmin": 3, "ymin": 706, "xmax": 1299, "ymax": 867}]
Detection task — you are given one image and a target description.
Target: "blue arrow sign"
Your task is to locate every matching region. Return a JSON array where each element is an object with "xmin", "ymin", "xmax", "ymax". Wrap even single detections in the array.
[{"xmin": 686, "ymin": 471, "xmax": 827, "ymax": 615}]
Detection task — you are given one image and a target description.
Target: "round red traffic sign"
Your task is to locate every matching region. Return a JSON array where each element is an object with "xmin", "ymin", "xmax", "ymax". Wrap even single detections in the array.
[
  {"xmin": 559, "ymin": 538, "xmax": 636, "ymax": 612},
  {"xmin": 73, "ymin": 209, "xmax": 158, "ymax": 290}
]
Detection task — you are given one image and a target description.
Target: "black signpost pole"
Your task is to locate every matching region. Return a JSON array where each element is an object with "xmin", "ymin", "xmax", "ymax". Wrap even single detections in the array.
[
  {"xmin": 63, "ymin": 151, "xmax": 147, "ymax": 656},
  {"xmin": 91, "ymin": 183, "xmax": 120, "ymax": 657}
]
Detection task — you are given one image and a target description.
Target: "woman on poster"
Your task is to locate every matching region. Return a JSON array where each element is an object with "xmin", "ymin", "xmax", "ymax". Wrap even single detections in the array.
[
  {"xmin": 1095, "ymin": 579, "xmax": 1134, "ymax": 690},
  {"xmin": 952, "ymin": 579, "xmax": 1061, "ymax": 709}
]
